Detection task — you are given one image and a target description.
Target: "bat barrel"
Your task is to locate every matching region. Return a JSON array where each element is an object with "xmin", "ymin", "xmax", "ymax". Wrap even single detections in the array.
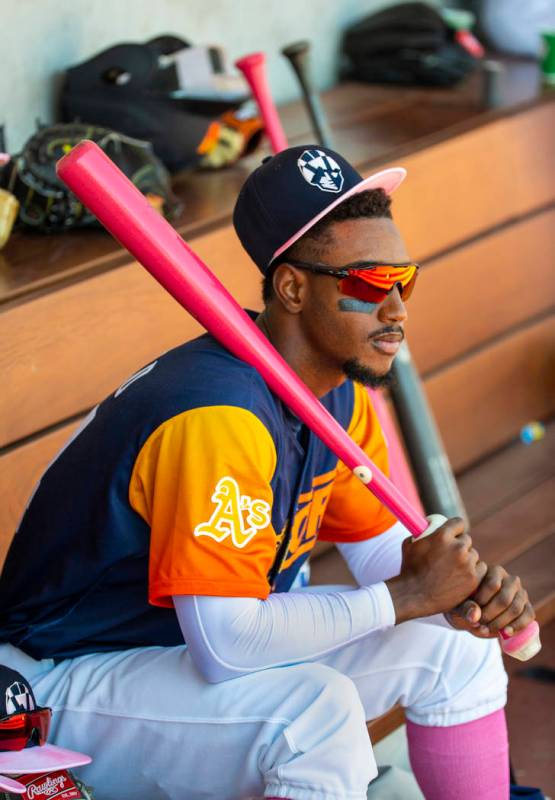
[
  {"xmin": 235, "ymin": 52, "xmax": 289, "ymax": 154},
  {"xmin": 391, "ymin": 344, "xmax": 468, "ymax": 524}
]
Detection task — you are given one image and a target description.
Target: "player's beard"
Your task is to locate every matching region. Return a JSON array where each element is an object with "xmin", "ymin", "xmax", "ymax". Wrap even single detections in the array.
[{"xmin": 342, "ymin": 358, "xmax": 393, "ymax": 389}]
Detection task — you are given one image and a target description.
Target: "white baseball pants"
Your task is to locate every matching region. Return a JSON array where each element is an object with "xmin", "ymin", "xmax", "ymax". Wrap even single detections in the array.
[{"xmin": 0, "ymin": 615, "xmax": 506, "ymax": 800}]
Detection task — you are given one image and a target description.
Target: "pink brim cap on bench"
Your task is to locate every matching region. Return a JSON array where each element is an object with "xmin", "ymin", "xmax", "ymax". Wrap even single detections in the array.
[{"xmin": 0, "ymin": 743, "xmax": 92, "ymax": 777}]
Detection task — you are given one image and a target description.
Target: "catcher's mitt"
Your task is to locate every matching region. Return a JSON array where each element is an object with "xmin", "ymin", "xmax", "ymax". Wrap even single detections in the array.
[{"xmin": 0, "ymin": 123, "xmax": 180, "ymax": 234}]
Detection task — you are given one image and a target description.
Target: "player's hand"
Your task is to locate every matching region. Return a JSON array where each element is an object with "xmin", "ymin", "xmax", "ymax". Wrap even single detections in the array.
[
  {"xmin": 445, "ymin": 565, "xmax": 536, "ymax": 638},
  {"xmin": 386, "ymin": 517, "xmax": 487, "ymax": 624}
]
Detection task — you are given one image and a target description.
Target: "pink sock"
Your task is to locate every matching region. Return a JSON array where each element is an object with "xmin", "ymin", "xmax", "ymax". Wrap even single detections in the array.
[{"xmin": 406, "ymin": 708, "xmax": 509, "ymax": 799}]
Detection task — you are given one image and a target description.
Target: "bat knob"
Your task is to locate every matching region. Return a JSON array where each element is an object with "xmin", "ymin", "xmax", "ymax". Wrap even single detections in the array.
[
  {"xmin": 500, "ymin": 620, "xmax": 541, "ymax": 661},
  {"xmin": 280, "ymin": 40, "xmax": 333, "ymax": 149},
  {"xmin": 282, "ymin": 40, "xmax": 310, "ymax": 60},
  {"xmin": 235, "ymin": 52, "xmax": 265, "ymax": 71},
  {"xmin": 234, "ymin": 51, "xmax": 288, "ymax": 154}
]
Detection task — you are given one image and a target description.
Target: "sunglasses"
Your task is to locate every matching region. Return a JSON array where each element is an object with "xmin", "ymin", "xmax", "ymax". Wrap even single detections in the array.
[
  {"xmin": 0, "ymin": 707, "xmax": 52, "ymax": 751},
  {"xmin": 282, "ymin": 258, "xmax": 419, "ymax": 305}
]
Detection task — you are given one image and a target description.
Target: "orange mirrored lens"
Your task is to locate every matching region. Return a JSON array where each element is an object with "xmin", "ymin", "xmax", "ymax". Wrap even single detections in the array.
[
  {"xmin": 338, "ymin": 276, "xmax": 387, "ymax": 304},
  {"xmin": 339, "ymin": 265, "xmax": 418, "ymax": 304},
  {"xmin": 0, "ymin": 708, "xmax": 51, "ymax": 751}
]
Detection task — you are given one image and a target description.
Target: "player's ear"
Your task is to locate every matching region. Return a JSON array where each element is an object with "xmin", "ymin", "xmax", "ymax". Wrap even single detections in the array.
[{"xmin": 272, "ymin": 262, "xmax": 307, "ymax": 314}]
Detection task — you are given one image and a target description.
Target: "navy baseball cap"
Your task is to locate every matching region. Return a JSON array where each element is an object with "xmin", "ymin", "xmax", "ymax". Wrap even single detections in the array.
[{"xmin": 233, "ymin": 145, "xmax": 406, "ymax": 274}]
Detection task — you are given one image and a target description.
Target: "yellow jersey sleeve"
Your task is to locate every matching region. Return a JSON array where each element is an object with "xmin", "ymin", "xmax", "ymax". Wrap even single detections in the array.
[
  {"xmin": 129, "ymin": 406, "xmax": 278, "ymax": 607},
  {"xmin": 318, "ymin": 383, "xmax": 397, "ymax": 542}
]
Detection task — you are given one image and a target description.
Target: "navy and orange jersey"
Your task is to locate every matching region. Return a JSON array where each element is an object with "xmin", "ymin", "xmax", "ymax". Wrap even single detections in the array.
[{"xmin": 0, "ymin": 322, "xmax": 396, "ymax": 660}]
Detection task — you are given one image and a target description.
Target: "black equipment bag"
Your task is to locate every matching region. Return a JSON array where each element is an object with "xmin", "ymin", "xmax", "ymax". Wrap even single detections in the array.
[
  {"xmin": 61, "ymin": 36, "xmax": 249, "ymax": 171},
  {"xmin": 0, "ymin": 123, "xmax": 180, "ymax": 233},
  {"xmin": 343, "ymin": 2, "xmax": 478, "ymax": 87}
]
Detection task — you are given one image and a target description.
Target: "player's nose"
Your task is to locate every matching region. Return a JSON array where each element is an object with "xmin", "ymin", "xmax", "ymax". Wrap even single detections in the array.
[{"xmin": 378, "ymin": 285, "xmax": 407, "ymax": 325}]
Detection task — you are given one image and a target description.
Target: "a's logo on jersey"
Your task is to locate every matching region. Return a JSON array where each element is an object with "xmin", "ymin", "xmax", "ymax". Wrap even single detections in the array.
[
  {"xmin": 194, "ymin": 477, "xmax": 271, "ymax": 549},
  {"xmin": 5, "ymin": 681, "xmax": 35, "ymax": 715},
  {"xmin": 297, "ymin": 149, "xmax": 344, "ymax": 193}
]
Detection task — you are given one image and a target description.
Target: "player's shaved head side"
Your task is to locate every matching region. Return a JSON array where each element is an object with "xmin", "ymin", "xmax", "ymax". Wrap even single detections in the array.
[{"xmin": 262, "ymin": 188, "xmax": 393, "ymax": 304}]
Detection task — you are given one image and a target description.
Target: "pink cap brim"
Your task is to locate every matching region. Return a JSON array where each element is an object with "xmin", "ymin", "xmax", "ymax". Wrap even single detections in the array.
[
  {"xmin": 0, "ymin": 744, "xmax": 91, "ymax": 775},
  {"xmin": 271, "ymin": 166, "xmax": 407, "ymax": 264},
  {"xmin": 0, "ymin": 773, "xmax": 26, "ymax": 793}
]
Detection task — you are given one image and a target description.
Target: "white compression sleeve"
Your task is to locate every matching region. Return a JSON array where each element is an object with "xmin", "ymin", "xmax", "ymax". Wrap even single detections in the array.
[
  {"xmin": 337, "ymin": 521, "xmax": 411, "ymax": 586},
  {"xmin": 174, "ymin": 583, "xmax": 395, "ymax": 683},
  {"xmin": 338, "ymin": 522, "xmax": 454, "ymax": 630}
]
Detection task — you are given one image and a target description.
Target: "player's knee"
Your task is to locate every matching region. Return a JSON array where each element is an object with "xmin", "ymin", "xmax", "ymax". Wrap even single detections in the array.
[
  {"xmin": 293, "ymin": 663, "xmax": 366, "ymax": 725},
  {"xmin": 274, "ymin": 664, "xmax": 369, "ymax": 760},
  {"xmin": 319, "ymin": 666, "xmax": 363, "ymax": 715},
  {"xmin": 260, "ymin": 664, "xmax": 375, "ymax": 791}
]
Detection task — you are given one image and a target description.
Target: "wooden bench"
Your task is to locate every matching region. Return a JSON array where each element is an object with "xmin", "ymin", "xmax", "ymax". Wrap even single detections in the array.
[{"xmin": 1, "ymin": 66, "xmax": 554, "ymax": 743}]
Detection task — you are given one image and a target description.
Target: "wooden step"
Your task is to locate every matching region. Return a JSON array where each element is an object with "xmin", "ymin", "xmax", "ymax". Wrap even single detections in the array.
[
  {"xmin": 469, "ymin": 477, "xmax": 554, "ymax": 566},
  {"xmin": 367, "ymin": 705, "xmax": 405, "ymax": 744},
  {"xmin": 0, "ymin": 421, "xmax": 80, "ymax": 565},
  {"xmin": 458, "ymin": 419, "xmax": 555, "ymax": 524},
  {"xmin": 504, "ymin": 534, "xmax": 555, "ymax": 627},
  {"xmin": 424, "ymin": 315, "xmax": 555, "ymax": 471}
]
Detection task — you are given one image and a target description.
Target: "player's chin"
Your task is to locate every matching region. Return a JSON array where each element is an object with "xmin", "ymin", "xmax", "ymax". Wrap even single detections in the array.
[{"xmin": 342, "ymin": 357, "xmax": 393, "ymax": 389}]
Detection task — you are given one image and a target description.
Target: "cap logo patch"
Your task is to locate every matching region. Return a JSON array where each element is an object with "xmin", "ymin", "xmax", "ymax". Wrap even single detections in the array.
[
  {"xmin": 6, "ymin": 680, "xmax": 35, "ymax": 714},
  {"xmin": 298, "ymin": 149, "xmax": 344, "ymax": 193}
]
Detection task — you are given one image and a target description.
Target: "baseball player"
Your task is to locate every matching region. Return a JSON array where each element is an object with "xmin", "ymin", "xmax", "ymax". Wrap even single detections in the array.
[{"xmin": 0, "ymin": 146, "xmax": 536, "ymax": 800}]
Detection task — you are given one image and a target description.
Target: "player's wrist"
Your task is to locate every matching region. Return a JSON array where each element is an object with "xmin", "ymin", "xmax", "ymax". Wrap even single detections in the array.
[{"xmin": 385, "ymin": 575, "xmax": 429, "ymax": 624}]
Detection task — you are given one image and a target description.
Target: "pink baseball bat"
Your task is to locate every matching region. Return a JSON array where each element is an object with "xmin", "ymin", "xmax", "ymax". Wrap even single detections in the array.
[
  {"xmin": 235, "ymin": 53, "xmax": 288, "ymax": 153},
  {"xmin": 56, "ymin": 141, "xmax": 541, "ymax": 660}
]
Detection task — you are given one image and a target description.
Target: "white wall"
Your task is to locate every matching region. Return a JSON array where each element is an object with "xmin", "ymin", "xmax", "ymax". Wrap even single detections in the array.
[{"xmin": 1, "ymin": 0, "xmax": 439, "ymax": 152}]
